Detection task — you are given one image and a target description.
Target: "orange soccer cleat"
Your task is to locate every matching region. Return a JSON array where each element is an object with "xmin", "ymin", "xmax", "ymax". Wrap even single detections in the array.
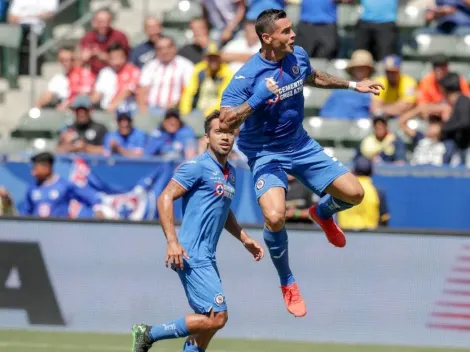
[
  {"xmin": 281, "ymin": 283, "xmax": 307, "ymax": 317},
  {"xmin": 309, "ymin": 205, "xmax": 346, "ymax": 248}
]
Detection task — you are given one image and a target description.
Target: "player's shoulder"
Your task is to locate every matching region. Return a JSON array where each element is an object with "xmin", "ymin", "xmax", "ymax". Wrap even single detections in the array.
[{"xmin": 293, "ymin": 45, "xmax": 309, "ymax": 58}]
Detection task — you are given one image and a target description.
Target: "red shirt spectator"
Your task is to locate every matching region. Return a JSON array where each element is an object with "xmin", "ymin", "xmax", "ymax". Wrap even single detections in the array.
[{"xmin": 79, "ymin": 8, "xmax": 129, "ymax": 74}]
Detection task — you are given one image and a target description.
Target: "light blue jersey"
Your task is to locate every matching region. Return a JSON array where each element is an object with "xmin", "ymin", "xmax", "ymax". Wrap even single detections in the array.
[
  {"xmin": 221, "ymin": 46, "xmax": 313, "ymax": 158},
  {"xmin": 172, "ymin": 151, "xmax": 236, "ymax": 268}
]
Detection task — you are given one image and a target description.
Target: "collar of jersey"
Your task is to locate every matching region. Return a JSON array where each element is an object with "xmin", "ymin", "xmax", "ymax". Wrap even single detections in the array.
[
  {"xmin": 205, "ymin": 150, "xmax": 229, "ymax": 171},
  {"xmin": 256, "ymin": 52, "xmax": 283, "ymax": 67},
  {"xmin": 40, "ymin": 174, "xmax": 60, "ymax": 187}
]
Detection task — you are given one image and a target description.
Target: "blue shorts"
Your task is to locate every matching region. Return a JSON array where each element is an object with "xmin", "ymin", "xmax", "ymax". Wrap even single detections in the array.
[
  {"xmin": 177, "ymin": 262, "xmax": 227, "ymax": 314},
  {"xmin": 248, "ymin": 138, "xmax": 349, "ymax": 200}
]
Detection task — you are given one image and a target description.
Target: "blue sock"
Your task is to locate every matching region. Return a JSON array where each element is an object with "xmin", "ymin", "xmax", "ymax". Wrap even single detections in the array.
[
  {"xmin": 183, "ymin": 341, "xmax": 205, "ymax": 352},
  {"xmin": 263, "ymin": 227, "xmax": 295, "ymax": 286},
  {"xmin": 316, "ymin": 195, "xmax": 353, "ymax": 220},
  {"xmin": 148, "ymin": 317, "xmax": 190, "ymax": 342}
]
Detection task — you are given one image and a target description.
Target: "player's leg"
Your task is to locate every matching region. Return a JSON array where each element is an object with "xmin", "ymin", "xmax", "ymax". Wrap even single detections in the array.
[
  {"xmin": 131, "ymin": 264, "xmax": 227, "ymax": 352},
  {"xmin": 291, "ymin": 139, "xmax": 363, "ymax": 247},
  {"xmin": 182, "ymin": 310, "xmax": 228, "ymax": 351},
  {"xmin": 251, "ymin": 156, "xmax": 306, "ymax": 317}
]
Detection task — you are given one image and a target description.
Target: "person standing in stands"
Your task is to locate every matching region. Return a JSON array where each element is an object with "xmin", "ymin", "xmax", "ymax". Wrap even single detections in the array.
[
  {"xmin": 338, "ymin": 156, "xmax": 390, "ymax": 230},
  {"xmin": 79, "ymin": 8, "xmax": 130, "ymax": 75},
  {"xmin": 21, "ymin": 152, "xmax": 103, "ymax": 218},
  {"xmin": 179, "ymin": 17, "xmax": 210, "ymax": 64},
  {"xmin": 200, "ymin": 0, "xmax": 246, "ymax": 44},
  {"xmin": 130, "ymin": 17, "xmax": 162, "ymax": 69}
]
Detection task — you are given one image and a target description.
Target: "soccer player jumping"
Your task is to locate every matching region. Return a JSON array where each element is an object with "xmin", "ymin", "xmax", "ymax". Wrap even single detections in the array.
[
  {"xmin": 220, "ymin": 9, "xmax": 384, "ymax": 318},
  {"xmin": 131, "ymin": 111, "xmax": 264, "ymax": 352}
]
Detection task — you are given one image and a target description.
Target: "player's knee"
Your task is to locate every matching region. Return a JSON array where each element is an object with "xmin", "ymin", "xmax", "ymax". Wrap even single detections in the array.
[
  {"xmin": 349, "ymin": 184, "xmax": 365, "ymax": 205},
  {"xmin": 211, "ymin": 311, "xmax": 228, "ymax": 330},
  {"xmin": 264, "ymin": 209, "xmax": 285, "ymax": 231}
]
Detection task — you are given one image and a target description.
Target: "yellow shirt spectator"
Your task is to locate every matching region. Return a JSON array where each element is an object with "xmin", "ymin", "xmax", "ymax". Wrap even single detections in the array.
[
  {"xmin": 180, "ymin": 60, "xmax": 233, "ymax": 116},
  {"xmin": 374, "ymin": 74, "xmax": 417, "ymax": 104}
]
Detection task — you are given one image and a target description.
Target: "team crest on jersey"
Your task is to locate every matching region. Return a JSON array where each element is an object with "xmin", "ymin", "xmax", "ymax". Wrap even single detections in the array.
[
  {"xmin": 256, "ymin": 179, "xmax": 265, "ymax": 190},
  {"xmin": 229, "ymin": 171, "xmax": 235, "ymax": 184},
  {"xmin": 32, "ymin": 190, "xmax": 41, "ymax": 201},
  {"xmin": 214, "ymin": 294, "xmax": 225, "ymax": 306},
  {"xmin": 215, "ymin": 183, "xmax": 224, "ymax": 196},
  {"xmin": 292, "ymin": 65, "xmax": 300, "ymax": 76},
  {"xmin": 49, "ymin": 190, "xmax": 59, "ymax": 200}
]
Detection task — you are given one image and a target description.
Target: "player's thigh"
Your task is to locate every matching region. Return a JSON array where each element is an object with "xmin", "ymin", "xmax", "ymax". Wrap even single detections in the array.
[
  {"xmin": 324, "ymin": 171, "xmax": 364, "ymax": 205},
  {"xmin": 295, "ymin": 22, "xmax": 317, "ymax": 57},
  {"xmin": 177, "ymin": 263, "xmax": 227, "ymax": 315},
  {"xmin": 258, "ymin": 186, "xmax": 287, "ymax": 229},
  {"xmin": 290, "ymin": 139, "xmax": 349, "ymax": 196}
]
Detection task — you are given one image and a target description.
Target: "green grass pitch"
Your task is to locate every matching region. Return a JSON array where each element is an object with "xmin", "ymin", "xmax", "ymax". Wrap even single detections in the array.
[{"xmin": 0, "ymin": 330, "xmax": 469, "ymax": 352}]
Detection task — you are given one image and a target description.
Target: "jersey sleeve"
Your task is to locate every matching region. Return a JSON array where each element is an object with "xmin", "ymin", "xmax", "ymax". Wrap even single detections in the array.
[
  {"xmin": 69, "ymin": 182, "xmax": 100, "ymax": 207},
  {"xmin": 221, "ymin": 75, "xmax": 252, "ymax": 108},
  {"xmin": 20, "ymin": 188, "xmax": 34, "ymax": 215},
  {"xmin": 172, "ymin": 160, "xmax": 202, "ymax": 191},
  {"xmin": 296, "ymin": 45, "xmax": 313, "ymax": 77}
]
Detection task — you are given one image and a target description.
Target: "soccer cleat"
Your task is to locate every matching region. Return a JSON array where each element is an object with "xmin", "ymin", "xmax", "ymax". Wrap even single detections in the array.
[
  {"xmin": 131, "ymin": 324, "xmax": 153, "ymax": 352},
  {"xmin": 281, "ymin": 282, "xmax": 307, "ymax": 317},
  {"xmin": 309, "ymin": 205, "xmax": 346, "ymax": 248}
]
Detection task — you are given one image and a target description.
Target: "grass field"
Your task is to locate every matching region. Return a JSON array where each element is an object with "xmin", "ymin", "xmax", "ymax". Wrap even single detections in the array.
[{"xmin": 0, "ymin": 330, "xmax": 469, "ymax": 352}]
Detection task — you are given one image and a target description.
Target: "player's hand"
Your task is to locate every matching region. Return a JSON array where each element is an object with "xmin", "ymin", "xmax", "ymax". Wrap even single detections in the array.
[
  {"xmin": 355, "ymin": 80, "xmax": 384, "ymax": 96},
  {"xmin": 166, "ymin": 241, "xmax": 189, "ymax": 270},
  {"xmin": 243, "ymin": 237, "xmax": 264, "ymax": 262}
]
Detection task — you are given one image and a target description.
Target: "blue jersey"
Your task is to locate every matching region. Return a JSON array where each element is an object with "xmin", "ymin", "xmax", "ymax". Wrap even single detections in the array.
[
  {"xmin": 221, "ymin": 46, "xmax": 313, "ymax": 158},
  {"xmin": 21, "ymin": 175, "xmax": 100, "ymax": 217},
  {"xmin": 144, "ymin": 125, "xmax": 197, "ymax": 157},
  {"xmin": 104, "ymin": 128, "xmax": 147, "ymax": 154},
  {"xmin": 172, "ymin": 151, "xmax": 236, "ymax": 268}
]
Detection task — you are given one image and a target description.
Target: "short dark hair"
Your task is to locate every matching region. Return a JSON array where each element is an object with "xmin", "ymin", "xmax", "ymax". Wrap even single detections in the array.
[
  {"xmin": 31, "ymin": 152, "xmax": 54, "ymax": 166},
  {"xmin": 429, "ymin": 115, "xmax": 443, "ymax": 125},
  {"xmin": 439, "ymin": 72, "xmax": 461, "ymax": 93},
  {"xmin": 204, "ymin": 110, "xmax": 221, "ymax": 134},
  {"xmin": 255, "ymin": 9, "xmax": 287, "ymax": 42},
  {"xmin": 372, "ymin": 115, "xmax": 388, "ymax": 126},
  {"xmin": 107, "ymin": 43, "xmax": 126, "ymax": 54},
  {"xmin": 431, "ymin": 54, "xmax": 448, "ymax": 67},
  {"xmin": 157, "ymin": 34, "xmax": 176, "ymax": 47},
  {"xmin": 94, "ymin": 7, "xmax": 113, "ymax": 19}
]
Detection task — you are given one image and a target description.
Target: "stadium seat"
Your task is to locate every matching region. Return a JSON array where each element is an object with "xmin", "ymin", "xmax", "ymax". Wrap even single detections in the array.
[
  {"xmin": 400, "ymin": 60, "xmax": 429, "ymax": 81},
  {"xmin": 309, "ymin": 58, "xmax": 328, "ymax": 73},
  {"xmin": 397, "ymin": 5, "xmax": 426, "ymax": 31},
  {"xmin": 449, "ymin": 61, "xmax": 470, "ymax": 81},
  {"xmin": 303, "ymin": 87, "xmax": 331, "ymax": 113},
  {"xmin": 326, "ymin": 59, "xmax": 349, "ymax": 80},
  {"xmin": 402, "ymin": 34, "xmax": 459, "ymax": 59},
  {"xmin": 182, "ymin": 110, "xmax": 205, "ymax": 137},
  {"xmin": 285, "ymin": 3, "xmax": 300, "ymax": 27},
  {"xmin": 337, "ymin": 4, "xmax": 360, "ymax": 28},
  {"xmin": 11, "ymin": 109, "xmax": 73, "ymax": 139},
  {"xmin": 0, "ymin": 137, "xmax": 30, "ymax": 155},
  {"xmin": 0, "ymin": 24, "xmax": 22, "ymax": 89},
  {"xmin": 162, "ymin": 1, "xmax": 203, "ymax": 30},
  {"xmin": 162, "ymin": 27, "xmax": 191, "ymax": 48},
  {"xmin": 303, "ymin": 117, "xmax": 371, "ymax": 145},
  {"xmin": 455, "ymin": 35, "xmax": 470, "ymax": 59}
]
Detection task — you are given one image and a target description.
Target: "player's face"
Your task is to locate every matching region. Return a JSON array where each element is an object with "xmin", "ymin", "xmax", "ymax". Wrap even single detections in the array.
[
  {"xmin": 32, "ymin": 162, "xmax": 52, "ymax": 183},
  {"xmin": 268, "ymin": 18, "xmax": 296, "ymax": 54},
  {"xmin": 205, "ymin": 118, "xmax": 235, "ymax": 157},
  {"xmin": 109, "ymin": 49, "xmax": 127, "ymax": 72}
]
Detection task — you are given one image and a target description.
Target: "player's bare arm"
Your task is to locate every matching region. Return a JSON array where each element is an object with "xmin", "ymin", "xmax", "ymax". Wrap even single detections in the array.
[
  {"xmin": 219, "ymin": 103, "xmax": 253, "ymax": 132},
  {"xmin": 224, "ymin": 209, "xmax": 264, "ymax": 261},
  {"xmin": 157, "ymin": 179, "xmax": 189, "ymax": 270},
  {"xmin": 307, "ymin": 70, "xmax": 384, "ymax": 95}
]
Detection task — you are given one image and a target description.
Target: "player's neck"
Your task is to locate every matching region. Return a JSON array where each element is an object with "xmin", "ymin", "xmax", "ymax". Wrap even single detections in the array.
[
  {"xmin": 260, "ymin": 47, "xmax": 286, "ymax": 63},
  {"xmin": 208, "ymin": 149, "xmax": 227, "ymax": 167}
]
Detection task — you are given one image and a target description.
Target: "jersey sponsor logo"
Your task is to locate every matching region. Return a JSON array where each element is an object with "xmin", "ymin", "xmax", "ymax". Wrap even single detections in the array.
[
  {"xmin": 267, "ymin": 78, "xmax": 304, "ymax": 105},
  {"xmin": 292, "ymin": 65, "xmax": 300, "ymax": 75},
  {"xmin": 214, "ymin": 293, "xmax": 225, "ymax": 306},
  {"xmin": 256, "ymin": 179, "xmax": 265, "ymax": 190},
  {"xmin": 214, "ymin": 183, "xmax": 235, "ymax": 199},
  {"xmin": 215, "ymin": 183, "xmax": 224, "ymax": 196}
]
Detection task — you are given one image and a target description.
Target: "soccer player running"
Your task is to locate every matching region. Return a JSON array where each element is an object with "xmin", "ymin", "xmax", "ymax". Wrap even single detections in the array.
[
  {"xmin": 220, "ymin": 9, "xmax": 384, "ymax": 318},
  {"xmin": 131, "ymin": 111, "xmax": 264, "ymax": 352}
]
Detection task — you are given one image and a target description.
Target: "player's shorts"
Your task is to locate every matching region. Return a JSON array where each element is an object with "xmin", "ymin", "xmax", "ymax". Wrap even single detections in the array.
[
  {"xmin": 177, "ymin": 262, "xmax": 227, "ymax": 314},
  {"xmin": 248, "ymin": 138, "xmax": 349, "ymax": 200}
]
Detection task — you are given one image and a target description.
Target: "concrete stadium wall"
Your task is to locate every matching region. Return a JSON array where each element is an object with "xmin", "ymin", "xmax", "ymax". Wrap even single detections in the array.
[{"xmin": 1, "ymin": 219, "xmax": 470, "ymax": 349}]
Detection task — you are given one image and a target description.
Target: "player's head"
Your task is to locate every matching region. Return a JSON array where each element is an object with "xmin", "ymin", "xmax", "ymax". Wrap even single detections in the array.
[
  {"xmin": 255, "ymin": 9, "xmax": 295, "ymax": 54},
  {"xmin": 427, "ymin": 115, "xmax": 443, "ymax": 141},
  {"xmin": 204, "ymin": 110, "xmax": 235, "ymax": 158},
  {"xmin": 107, "ymin": 43, "xmax": 128, "ymax": 72},
  {"xmin": 31, "ymin": 152, "xmax": 54, "ymax": 182}
]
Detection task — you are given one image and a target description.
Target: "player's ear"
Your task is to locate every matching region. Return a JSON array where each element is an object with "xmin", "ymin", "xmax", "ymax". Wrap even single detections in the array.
[
  {"xmin": 261, "ymin": 32, "xmax": 271, "ymax": 45},
  {"xmin": 204, "ymin": 132, "xmax": 210, "ymax": 145}
]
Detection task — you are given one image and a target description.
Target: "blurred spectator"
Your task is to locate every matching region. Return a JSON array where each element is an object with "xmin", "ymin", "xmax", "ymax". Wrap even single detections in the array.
[
  {"xmin": 56, "ymin": 96, "xmax": 108, "ymax": 155},
  {"xmin": 418, "ymin": 54, "xmax": 470, "ymax": 105},
  {"xmin": 371, "ymin": 55, "xmax": 417, "ymax": 117},
  {"xmin": 103, "ymin": 110, "xmax": 147, "ymax": 158},
  {"xmin": 7, "ymin": 0, "xmax": 59, "ymax": 75},
  {"xmin": 35, "ymin": 47, "xmax": 96, "ymax": 111},
  {"xmin": 20, "ymin": 152, "xmax": 102, "ymax": 218},
  {"xmin": 424, "ymin": 0, "xmax": 470, "ymax": 35},
  {"xmin": 320, "ymin": 50, "xmax": 374, "ymax": 119},
  {"xmin": 138, "ymin": 35, "xmax": 194, "ymax": 116},
  {"xmin": 179, "ymin": 17, "xmax": 210, "ymax": 64},
  {"xmin": 285, "ymin": 175, "xmax": 316, "ymax": 223},
  {"xmin": 246, "ymin": 0, "xmax": 285, "ymax": 21},
  {"xmin": 144, "ymin": 109, "xmax": 197, "ymax": 159},
  {"xmin": 338, "ymin": 156, "xmax": 389, "ymax": 230},
  {"xmin": 0, "ymin": 0, "xmax": 8, "ymax": 22},
  {"xmin": 130, "ymin": 17, "xmax": 162, "ymax": 68},
  {"xmin": 90, "ymin": 43, "xmax": 140, "ymax": 112},
  {"xmin": 296, "ymin": 0, "xmax": 352, "ymax": 59},
  {"xmin": 180, "ymin": 43, "xmax": 233, "ymax": 116},
  {"xmin": 354, "ymin": 0, "xmax": 399, "ymax": 60},
  {"xmin": 221, "ymin": 20, "xmax": 261, "ymax": 73},
  {"xmin": 201, "ymin": 0, "xmax": 246, "ymax": 44},
  {"xmin": 358, "ymin": 115, "xmax": 407, "ymax": 164},
  {"xmin": 79, "ymin": 8, "xmax": 130, "ymax": 75},
  {"xmin": 399, "ymin": 108, "xmax": 448, "ymax": 166},
  {"xmin": 0, "ymin": 187, "xmax": 17, "ymax": 216},
  {"xmin": 439, "ymin": 72, "xmax": 470, "ymax": 165}
]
